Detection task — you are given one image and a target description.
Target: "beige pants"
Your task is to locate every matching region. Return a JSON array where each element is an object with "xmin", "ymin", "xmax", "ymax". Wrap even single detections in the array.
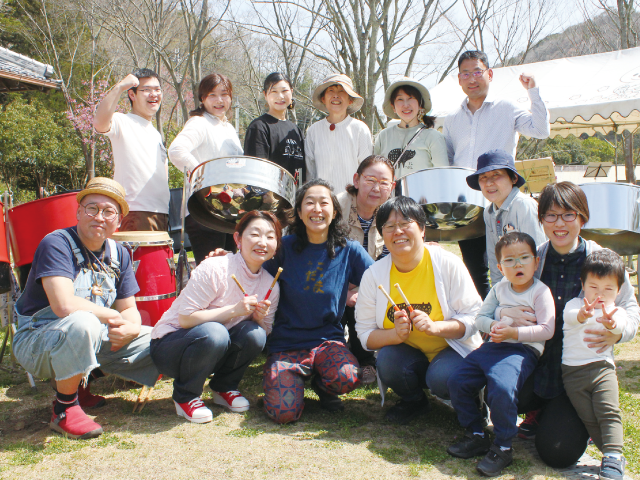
[
  {"xmin": 562, "ymin": 360, "xmax": 623, "ymax": 455},
  {"xmin": 120, "ymin": 211, "xmax": 169, "ymax": 232}
]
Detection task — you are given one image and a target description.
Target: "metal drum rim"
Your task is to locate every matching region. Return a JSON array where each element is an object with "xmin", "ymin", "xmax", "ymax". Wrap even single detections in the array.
[
  {"xmin": 578, "ymin": 181, "xmax": 640, "ymax": 190},
  {"xmin": 396, "ymin": 165, "xmax": 477, "ymax": 182},
  {"xmin": 189, "ymin": 155, "xmax": 296, "ymax": 184}
]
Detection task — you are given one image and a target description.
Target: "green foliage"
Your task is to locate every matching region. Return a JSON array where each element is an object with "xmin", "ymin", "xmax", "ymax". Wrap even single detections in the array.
[
  {"xmin": 518, "ymin": 132, "xmax": 638, "ymax": 165},
  {"xmin": 0, "ymin": 95, "xmax": 84, "ymax": 200}
]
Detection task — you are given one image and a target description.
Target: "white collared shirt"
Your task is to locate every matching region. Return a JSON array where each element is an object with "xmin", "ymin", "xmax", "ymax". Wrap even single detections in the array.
[{"xmin": 442, "ymin": 87, "xmax": 550, "ymax": 169}]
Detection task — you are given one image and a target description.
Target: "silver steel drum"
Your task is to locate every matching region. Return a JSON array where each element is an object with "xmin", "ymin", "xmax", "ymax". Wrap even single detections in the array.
[
  {"xmin": 188, "ymin": 156, "xmax": 296, "ymax": 233},
  {"xmin": 399, "ymin": 167, "xmax": 489, "ymax": 241},
  {"xmin": 578, "ymin": 182, "xmax": 640, "ymax": 255}
]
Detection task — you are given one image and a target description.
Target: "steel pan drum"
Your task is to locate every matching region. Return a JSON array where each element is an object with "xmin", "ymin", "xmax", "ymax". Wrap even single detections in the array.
[
  {"xmin": 188, "ymin": 156, "xmax": 296, "ymax": 233},
  {"xmin": 398, "ymin": 167, "xmax": 489, "ymax": 242},
  {"xmin": 578, "ymin": 182, "xmax": 640, "ymax": 255}
]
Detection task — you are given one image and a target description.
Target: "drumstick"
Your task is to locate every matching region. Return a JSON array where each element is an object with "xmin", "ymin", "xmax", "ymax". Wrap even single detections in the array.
[
  {"xmin": 394, "ymin": 283, "xmax": 415, "ymax": 331},
  {"xmin": 264, "ymin": 267, "xmax": 283, "ymax": 301},
  {"xmin": 231, "ymin": 274, "xmax": 248, "ymax": 296},
  {"xmin": 378, "ymin": 285, "xmax": 400, "ymax": 312},
  {"xmin": 394, "ymin": 283, "xmax": 414, "ymax": 313}
]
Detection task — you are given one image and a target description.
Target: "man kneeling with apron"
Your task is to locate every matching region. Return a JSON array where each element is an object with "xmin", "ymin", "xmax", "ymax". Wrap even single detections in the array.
[{"xmin": 13, "ymin": 178, "xmax": 159, "ymax": 439}]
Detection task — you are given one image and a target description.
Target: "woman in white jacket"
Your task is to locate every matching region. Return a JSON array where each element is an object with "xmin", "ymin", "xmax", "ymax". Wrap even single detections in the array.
[
  {"xmin": 355, "ymin": 196, "xmax": 482, "ymax": 425},
  {"xmin": 168, "ymin": 73, "xmax": 243, "ymax": 264}
]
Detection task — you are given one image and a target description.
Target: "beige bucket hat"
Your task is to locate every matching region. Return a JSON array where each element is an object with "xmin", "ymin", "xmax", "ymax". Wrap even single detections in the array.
[
  {"xmin": 77, "ymin": 177, "xmax": 129, "ymax": 216},
  {"xmin": 312, "ymin": 73, "xmax": 364, "ymax": 114},
  {"xmin": 383, "ymin": 77, "xmax": 432, "ymax": 119}
]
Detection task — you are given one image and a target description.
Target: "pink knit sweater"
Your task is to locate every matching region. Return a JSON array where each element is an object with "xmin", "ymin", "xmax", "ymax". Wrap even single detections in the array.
[{"xmin": 151, "ymin": 253, "xmax": 279, "ymax": 339}]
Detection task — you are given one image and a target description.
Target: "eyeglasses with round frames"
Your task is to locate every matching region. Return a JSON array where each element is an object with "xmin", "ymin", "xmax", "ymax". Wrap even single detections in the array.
[
  {"xmin": 458, "ymin": 69, "xmax": 488, "ymax": 80},
  {"xmin": 543, "ymin": 212, "xmax": 578, "ymax": 223},
  {"xmin": 382, "ymin": 219, "xmax": 415, "ymax": 233},
  {"xmin": 500, "ymin": 254, "xmax": 534, "ymax": 268},
  {"xmin": 81, "ymin": 203, "xmax": 120, "ymax": 221},
  {"xmin": 361, "ymin": 175, "xmax": 393, "ymax": 190}
]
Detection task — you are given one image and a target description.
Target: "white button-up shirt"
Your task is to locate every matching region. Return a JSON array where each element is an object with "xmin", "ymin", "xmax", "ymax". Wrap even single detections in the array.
[{"xmin": 443, "ymin": 87, "xmax": 550, "ymax": 169}]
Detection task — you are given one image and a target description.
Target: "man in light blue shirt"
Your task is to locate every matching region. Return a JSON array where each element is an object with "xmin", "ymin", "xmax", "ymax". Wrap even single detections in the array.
[{"xmin": 442, "ymin": 50, "xmax": 550, "ymax": 299}]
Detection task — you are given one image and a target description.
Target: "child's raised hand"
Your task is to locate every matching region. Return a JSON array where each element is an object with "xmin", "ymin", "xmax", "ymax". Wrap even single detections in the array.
[
  {"xmin": 252, "ymin": 299, "xmax": 271, "ymax": 322},
  {"xmin": 596, "ymin": 303, "xmax": 618, "ymax": 330},
  {"xmin": 578, "ymin": 296, "xmax": 599, "ymax": 323},
  {"xmin": 394, "ymin": 309, "xmax": 411, "ymax": 342},
  {"xmin": 234, "ymin": 295, "xmax": 258, "ymax": 317}
]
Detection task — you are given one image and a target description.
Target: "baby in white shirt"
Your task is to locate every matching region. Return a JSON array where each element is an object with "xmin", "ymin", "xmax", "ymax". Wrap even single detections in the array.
[{"xmin": 562, "ymin": 248, "xmax": 628, "ymax": 479}]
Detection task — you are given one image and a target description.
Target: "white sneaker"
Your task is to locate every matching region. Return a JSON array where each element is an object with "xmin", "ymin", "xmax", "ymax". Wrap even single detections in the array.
[
  {"xmin": 212, "ymin": 390, "xmax": 250, "ymax": 413},
  {"xmin": 174, "ymin": 398, "xmax": 213, "ymax": 423}
]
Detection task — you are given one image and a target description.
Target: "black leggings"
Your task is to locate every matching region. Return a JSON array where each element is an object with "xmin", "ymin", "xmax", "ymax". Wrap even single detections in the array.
[
  {"xmin": 458, "ymin": 235, "xmax": 490, "ymax": 300},
  {"xmin": 518, "ymin": 375, "xmax": 590, "ymax": 469}
]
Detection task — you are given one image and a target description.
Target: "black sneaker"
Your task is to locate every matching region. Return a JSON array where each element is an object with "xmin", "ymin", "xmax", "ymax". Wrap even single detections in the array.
[
  {"xmin": 476, "ymin": 445, "xmax": 513, "ymax": 477},
  {"xmin": 599, "ymin": 456, "xmax": 626, "ymax": 480},
  {"xmin": 517, "ymin": 409, "xmax": 540, "ymax": 440},
  {"xmin": 447, "ymin": 431, "xmax": 491, "ymax": 459},
  {"xmin": 311, "ymin": 376, "xmax": 344, "ymax": 412},
  {"xmin": 384, "ymin": 394, "xmax": 430, "ymax": 425}
]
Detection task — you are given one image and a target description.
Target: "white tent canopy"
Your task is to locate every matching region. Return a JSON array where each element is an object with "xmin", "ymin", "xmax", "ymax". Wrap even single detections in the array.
[{"xmin": 430, "ymin": 47, "xmax": 640, "ymax": 138}]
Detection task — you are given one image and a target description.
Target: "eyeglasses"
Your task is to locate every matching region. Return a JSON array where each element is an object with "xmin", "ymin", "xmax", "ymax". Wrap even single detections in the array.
[
  {"xmin": 361, "ymin": 175, "xmax": 393, "ymax": 190},
  {"xmin": 382, "ymin": 219, "xmax": 415, "ymax": 233},
  {"xmin": 458, "ymin": 69, "xmax": 488, "ymax": 80},
  {"xmin": 500, "ymin": 254, "xmax": 534, "ymax": 268},
  {"xmin": 81, "ymin": 203, "xmax": 120, "ymax": 221},
  {"xmin": 543, "ymin": 212, "xmax": 578, "ymax": 223},
  {"xmin": 137, "ymin": 87, "xmax": 162, "ymax": 94}
]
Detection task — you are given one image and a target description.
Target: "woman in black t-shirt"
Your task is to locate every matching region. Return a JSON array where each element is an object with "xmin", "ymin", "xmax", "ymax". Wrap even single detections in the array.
[{"xmin": 244, "ymin": 72, "xmax": 305, "ymax": 184}]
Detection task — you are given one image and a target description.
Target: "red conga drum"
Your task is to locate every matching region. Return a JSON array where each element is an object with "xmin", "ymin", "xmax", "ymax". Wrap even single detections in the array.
[
  {"xmin": 7, "ymin": 192, "xmax": 79, "ymax": 289},
  {"xmin": 111, "ymin": 231, "xmax": 176, "ymax": 326}
]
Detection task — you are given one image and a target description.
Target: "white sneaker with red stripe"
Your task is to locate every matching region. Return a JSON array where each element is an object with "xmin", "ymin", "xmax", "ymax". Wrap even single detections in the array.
[
  {"xmin": 212, "ymin": 390, "xmax": 250, "ymax": 413},
  {"xmin": 174, "ymin": 398, "xmax": 213, "ymax": 423}
]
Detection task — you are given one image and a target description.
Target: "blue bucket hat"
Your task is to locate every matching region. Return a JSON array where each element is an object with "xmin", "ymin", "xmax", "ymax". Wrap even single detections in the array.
[{"xmin": 466, "ymin": 149, "xmax": 526, "ymax": 191}]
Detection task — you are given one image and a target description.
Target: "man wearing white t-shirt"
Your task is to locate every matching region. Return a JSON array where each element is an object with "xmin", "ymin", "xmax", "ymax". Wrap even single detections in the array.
[{"xmin": 94, "ymin": 69, "xmax": 169, "ymax": 232}]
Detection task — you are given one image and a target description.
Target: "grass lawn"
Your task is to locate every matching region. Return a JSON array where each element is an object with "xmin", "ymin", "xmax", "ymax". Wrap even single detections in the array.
[{"xmin": 0, "ymin": 245, "xmax": 637, "ymax": 479}]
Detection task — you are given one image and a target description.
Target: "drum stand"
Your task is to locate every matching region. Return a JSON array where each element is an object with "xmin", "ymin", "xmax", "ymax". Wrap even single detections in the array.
[
  {"xmin": 0, "ymin": 191, "xmax": 37, "ymax": 392},
  {"xmin": 176, "ymin": 167, "xmax": 191, "ymax": 294}
]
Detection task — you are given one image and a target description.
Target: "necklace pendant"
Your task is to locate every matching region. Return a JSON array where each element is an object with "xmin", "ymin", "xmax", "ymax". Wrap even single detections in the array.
[
  {"xmin": 329, "ymin": 123, "xmax": 336, "ymax": 131},
  {"xmin": 92, "ymin": 285, "xmax": 103, "ymax": 296}
]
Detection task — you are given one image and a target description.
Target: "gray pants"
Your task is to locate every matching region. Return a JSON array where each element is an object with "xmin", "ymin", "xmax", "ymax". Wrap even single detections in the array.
[{"xmin": 562, "ymin": 361, "xmax": 623, "ymax": 455}]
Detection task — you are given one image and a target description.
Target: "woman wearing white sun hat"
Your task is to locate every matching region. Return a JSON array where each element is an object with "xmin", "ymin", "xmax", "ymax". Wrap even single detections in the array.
[
  {"xmin": 374, "ymin": 77, "xmax": 448, "ymax": 180},
  {"xmin": 305, "ymin": 73, "xmax": 373, "ymax": 192}
]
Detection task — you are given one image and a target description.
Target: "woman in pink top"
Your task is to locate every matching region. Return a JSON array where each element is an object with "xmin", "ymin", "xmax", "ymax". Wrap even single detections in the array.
[{"xmin": 150, "ymin": 211, "xmax": 281, "ymax": 423}]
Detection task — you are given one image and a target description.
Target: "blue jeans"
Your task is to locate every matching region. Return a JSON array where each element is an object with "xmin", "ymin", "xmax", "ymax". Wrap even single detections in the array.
[
  {"xmin": 376, "ymin": 344, "xmax": 464, "ymax": 402},
  {"xmin": 448, "ymin": 342, "xmax": 538, "ymax": 448},
  {"xmin": 150, "ymin": 320, "xmax": 266, "ymax": 403},
  {"xmin": 13, "ymin": 309, "xmax": 158, "ymax": 387}
]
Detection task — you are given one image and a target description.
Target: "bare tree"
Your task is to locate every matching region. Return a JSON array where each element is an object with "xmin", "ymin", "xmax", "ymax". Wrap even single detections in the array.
[{"xmin": 246, "ymin": 0, "xmax": 452, "ymax": 130}]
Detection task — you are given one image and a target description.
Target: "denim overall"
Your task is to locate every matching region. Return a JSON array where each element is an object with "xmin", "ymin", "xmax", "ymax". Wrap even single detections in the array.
[
  {"xmin": 12, "ymin": 230, "xmax": 159, "ymax": 386},
  {"xmin": 15, "ymin": 229, "xmax": 119, "ymax": 332}
]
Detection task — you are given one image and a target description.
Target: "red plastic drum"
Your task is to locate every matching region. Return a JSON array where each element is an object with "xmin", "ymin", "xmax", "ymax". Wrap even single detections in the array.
[
  {"xmin": 7, "ymin": 192, "xmax": 79, "ymax": 267},
  {"xmin": 112, "ymin": 231, "xmax": 176, "ymax": 326},
  {"xmin": 0, "ymin": 202, "xmax": 9, "ymax": 264}
]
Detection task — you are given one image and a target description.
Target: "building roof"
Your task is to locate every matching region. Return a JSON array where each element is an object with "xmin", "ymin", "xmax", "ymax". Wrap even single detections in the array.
[{"xmin": 0, "ymin": 46, "xmax": 62, "ymax": 92}]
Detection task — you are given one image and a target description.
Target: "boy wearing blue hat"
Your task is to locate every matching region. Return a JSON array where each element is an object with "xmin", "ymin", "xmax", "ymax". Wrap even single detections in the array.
[{"xmin": 466, "ymin": 149, "xmax": 546, "ymax": 286}]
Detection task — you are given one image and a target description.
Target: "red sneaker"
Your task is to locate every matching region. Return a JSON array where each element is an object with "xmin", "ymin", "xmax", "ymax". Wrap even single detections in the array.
[
  {"xmin": 518, "ymin": 409, "xmax": 541, "ymax": 440},
  {"xmin": 212, "ymin": 390, "xmax": 250, "ymax": 413},
  {"xmin": 174, "ymin": 398, "xmax": 213, "ymax": 423},
  {"xmin": 78, "ymin": 383, "xmax": 106, "ymax": 408},
  {"xmin": 50, "ymin": 404, "xmax": 103, "ymax": 439}
]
